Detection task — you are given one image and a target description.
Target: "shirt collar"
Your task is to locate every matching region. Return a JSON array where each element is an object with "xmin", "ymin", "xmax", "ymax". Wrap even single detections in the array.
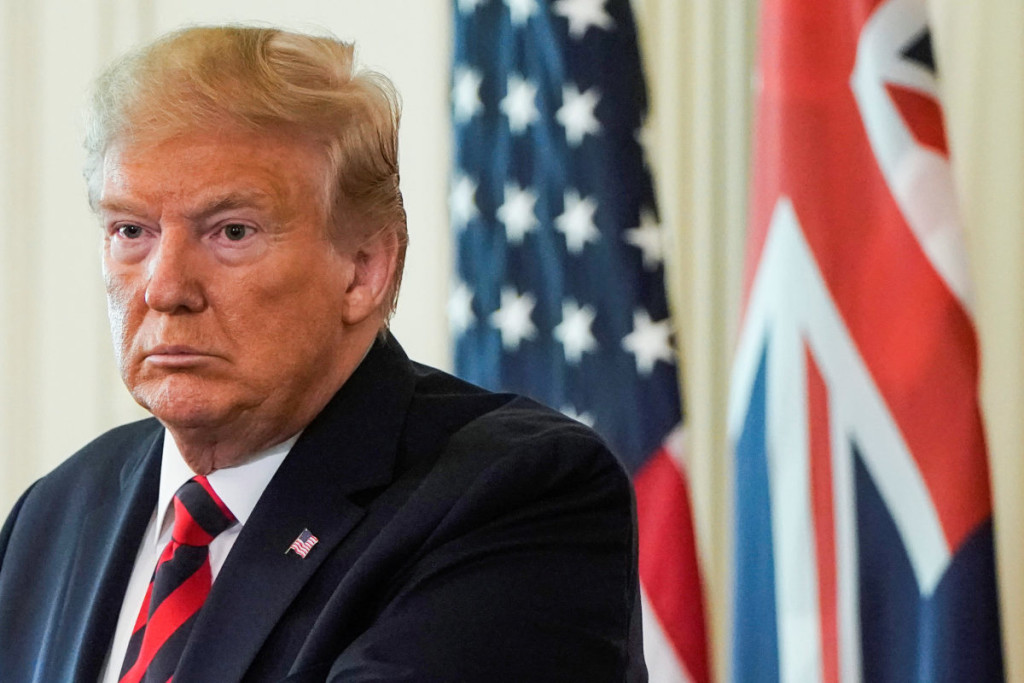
[{"xmin": 153, "ymin": 430, "xmax": 299, "ymax": 547}]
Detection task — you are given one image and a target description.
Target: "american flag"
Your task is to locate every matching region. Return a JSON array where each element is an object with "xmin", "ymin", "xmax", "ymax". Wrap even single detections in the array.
[
  {"xmin": 730, "ymin": 0, "xmax": 1003, "ymax": 680},
  {"xmin": 288, "ymin": 529, "xmax": 319, "ymax": 559},
  {"xmin": 450, "ymin": 1, "xmax": 709, "ymax": 680}
]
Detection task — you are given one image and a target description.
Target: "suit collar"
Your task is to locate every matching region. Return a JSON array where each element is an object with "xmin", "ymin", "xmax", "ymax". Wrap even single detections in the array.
[
  {"xmin": 176, "ymin": 335, "xmax": 417, "ymax": 682},
  {"xmin": 277, "ymin": 333, "xmax": 415, "ymax": 495},
  {"xmin": 69, "ymin": 428, "xmax": 163, "ymax": 683}
]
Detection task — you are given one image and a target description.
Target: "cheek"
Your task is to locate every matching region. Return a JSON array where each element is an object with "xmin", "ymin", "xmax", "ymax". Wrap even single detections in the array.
[
  {"xmin": 255, "ymin": 256, "xmax": 347, "ymax": 315},
  {"xmin": 238, "ymin": 269, "xmax": 345, "ymax": 347},
  {"xmin": 103, "ymin": 270, "xmax": 141, "ymax": 356}
]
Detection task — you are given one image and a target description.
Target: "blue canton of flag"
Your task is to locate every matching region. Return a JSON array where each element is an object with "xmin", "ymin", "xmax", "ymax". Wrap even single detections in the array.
[
  {"xmin": 450, "ymin": 0, "xmax": 675, "ymax": 472},
  {"xmin": 450, "ymin": 1, "xmax": 709, "ymax": 681}
]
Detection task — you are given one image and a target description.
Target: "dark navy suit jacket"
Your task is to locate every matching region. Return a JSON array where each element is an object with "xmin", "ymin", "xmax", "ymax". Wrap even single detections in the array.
[{"xmin": 0, "ymin": 337, "xmax": 645, "ymax": 681}]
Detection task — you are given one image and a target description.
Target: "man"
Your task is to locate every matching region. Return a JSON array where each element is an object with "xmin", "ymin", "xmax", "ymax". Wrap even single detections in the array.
[{"xmin": 0, "ymin": 25, "xmax": 644, "ymax": 683}]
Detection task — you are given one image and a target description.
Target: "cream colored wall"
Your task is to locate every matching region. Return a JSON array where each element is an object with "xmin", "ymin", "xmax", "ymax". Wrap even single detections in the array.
[
  {"xmin": 0, "ymin": 0, "xmax": 139, "ymax": 510},
  {"xmin": 932, "ymin": 4, "xmax": 1024, "ymax": 679},
  {"xmin": 632, "ymin": 1, "xmax": 752, "ymax": 679},
  {"xmin": 0, "ymin": 0, "xmax": 452, "ymax": 512},
  {"xmin": 638, "ymin": 0, "xmax": 1024, "ymax": 681},
  {"xmin": 1, "ymin": 1, "xmax": 1021, "ymax": 681}
]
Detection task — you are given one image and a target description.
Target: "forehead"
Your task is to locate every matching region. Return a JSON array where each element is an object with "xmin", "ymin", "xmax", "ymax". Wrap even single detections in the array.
[{"xmin": 99, "ymin": 128, "xmax": 328, "ymax": 217}]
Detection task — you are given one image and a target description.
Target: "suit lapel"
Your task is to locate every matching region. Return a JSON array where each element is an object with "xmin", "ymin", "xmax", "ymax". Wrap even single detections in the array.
[
  {"xmin": 175, "ymin": 337, "xmax": 417, "ymax": 683},
  {"xmin": 66, "ymin": 429, "xmax": 162, "ymax": 683}
]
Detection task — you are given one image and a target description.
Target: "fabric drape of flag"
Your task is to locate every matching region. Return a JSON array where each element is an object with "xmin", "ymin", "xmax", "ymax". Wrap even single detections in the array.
[
  {"xmin": 729, "ymin": 0, "xmax": 1004, "ymax": 680},
  {"xmin": 449, "ymin": 0, "xmax": 709, "ymax": 680}
]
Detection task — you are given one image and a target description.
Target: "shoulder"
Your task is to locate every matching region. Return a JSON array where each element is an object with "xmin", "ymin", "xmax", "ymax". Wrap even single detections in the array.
[
  {"xmin": 335, "ymin": 364, "xmax": 641, "ymax": 681},
  {"xmin": 398, "ymin": 363, "xmax": 635, "ymax": 555},
  {"xmin": 38, "ymin": 417, "xmax": 160, "ymax": 488},
  {"xmin": 455, "ymin": 394, "xmax": 626, "ymax": 494},
  {"xmin": 406, "ymin": 362, "xmax": 629, "ymax": 497},
  {"xmin": 1, "ymin": 416, "xmax": 160, "ymax": 584},
  {"xmin": 9, "ymin": 417, "xmax": 160, "ymax": 521}
]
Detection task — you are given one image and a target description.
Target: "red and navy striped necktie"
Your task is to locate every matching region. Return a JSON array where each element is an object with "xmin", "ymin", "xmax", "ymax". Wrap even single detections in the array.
[{"xmin": 118, "ymin": 475, "xmax": 236, "ymax": 683}]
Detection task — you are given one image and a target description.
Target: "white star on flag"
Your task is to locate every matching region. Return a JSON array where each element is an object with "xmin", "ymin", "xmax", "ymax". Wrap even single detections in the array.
[
  {"xmin": 448, "ymin": 280, "xmax": 476, "ymax": 336},
  {"xmin": 504, "ymin": 0, "xmax": 539, "ymax": 26},
  {"xmin": 451, "ymin": 5, "xmax": 707, "ymax": 681},
  {"xmin": 621, "ymin": 309, "xmax": 673, "ymax": 375},
  {"xmin": 452, "ymin": 66, "xmax": 484, "ymax": 123},
  {"xmin": 635, "ymin": 117, "xmax": 655, "ymax": 155},
  {"xmin": 624, "ymin": 209, "xmax": 665, "ymax": 270},
  {"xmin": 561, "ymin": 405, "xmax": 596, "ymax": 428},
  {"xmin": 555, "ymin": 190, "xmax": 600, "ymax": 253},
  {"xmin": 457, "ymin": 0, "xmax": 486, "ymax": 14},
  {"xmin": 554, "ymin": 299, "xmax": 598, "ymax": 363},
  {"xmin": 500, "ymin": 74, "xmax": 540, "ymax": 134},
  {"xmin": 497, "ymin": 182, "xmax": 539, "ymax": 244},
  {"xmin": 490, "ymin": 287, "xmax": 538, "ymax": 350},
  {"xmin": 449, "ymin": 173, "xmax": 480, "ymax": 231},
  {"xmin": 557, "ymin": 84, "xmax": 602, "ymax": 147},
  {"xmin": 553, "ymin": 0, "xmax": 615, "ymax": 39}
]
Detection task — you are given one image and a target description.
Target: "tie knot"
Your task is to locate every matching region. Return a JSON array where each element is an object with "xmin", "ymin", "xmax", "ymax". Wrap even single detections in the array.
[{"xmin": 171, "ymin": 476, "xmax": 236, "ymax": 546}]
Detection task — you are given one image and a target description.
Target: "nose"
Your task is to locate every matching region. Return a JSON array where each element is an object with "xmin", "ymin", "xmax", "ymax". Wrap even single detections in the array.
[{"xmin": 144, "ymin": 228, "xmax": 206, "ymax": 313}]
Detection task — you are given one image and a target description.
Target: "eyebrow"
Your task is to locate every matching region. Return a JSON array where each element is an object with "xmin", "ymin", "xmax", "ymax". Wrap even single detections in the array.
[
  {"xmin": 183, "ymin": 191, "xmax": 274, "ymax": 221},
  {"xmin": 97, "ymin": 198, "xmax": 148, "ymax": 216},
  {"xmin": 98, "ymin": 190, "xmax": 275, "ymax": 220}
]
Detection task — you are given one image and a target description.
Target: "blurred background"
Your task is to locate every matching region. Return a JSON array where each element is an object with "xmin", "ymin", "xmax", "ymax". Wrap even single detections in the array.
[{"xmin": 0, "ymin": 0, "xmax": 1021, "ymax": 681}]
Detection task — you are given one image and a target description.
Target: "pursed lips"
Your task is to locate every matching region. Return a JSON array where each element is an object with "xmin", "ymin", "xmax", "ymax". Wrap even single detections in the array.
[{"xmin": 144, "ymin": 345, "xmax": 219, "ymax": 367}]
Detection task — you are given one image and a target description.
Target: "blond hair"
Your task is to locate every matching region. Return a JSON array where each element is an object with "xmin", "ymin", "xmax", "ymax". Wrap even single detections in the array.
[{"xmin": 84, "ymin": 25, "xmax": 407, "ymax": 320}]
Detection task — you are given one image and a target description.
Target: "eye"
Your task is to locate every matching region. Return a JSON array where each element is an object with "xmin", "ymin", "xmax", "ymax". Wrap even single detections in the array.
[
  {"xmin": 117, "ymin": 224, "xmax": 144, "ymax": 239},
  {"xmin": 222, "ymin": 224, "xmax": 252, "ymax": 241}
]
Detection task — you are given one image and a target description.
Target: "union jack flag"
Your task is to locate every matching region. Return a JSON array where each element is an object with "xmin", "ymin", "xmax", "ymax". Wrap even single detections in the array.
[
  {"xmin": 450, "ymin": 0, "xmax": 709, "ymax": 680},
  {"xmin": 730, "ymin": 0, "xmax": 1003, "ymax": 680},
  {"xmin": 287, "ymin": 529, "xmax": 318, "ymax": 559}
]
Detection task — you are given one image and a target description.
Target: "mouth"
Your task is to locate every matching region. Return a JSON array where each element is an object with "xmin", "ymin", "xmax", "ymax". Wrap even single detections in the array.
[{"xmin": 144, "ymin": 345, "xmax": 218, "ymax": 367}]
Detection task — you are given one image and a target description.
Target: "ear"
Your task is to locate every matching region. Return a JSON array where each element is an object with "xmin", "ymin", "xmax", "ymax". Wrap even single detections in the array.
[{"xmin": 341, "ymin": 228, "xmax": 399, "ymax": 326}]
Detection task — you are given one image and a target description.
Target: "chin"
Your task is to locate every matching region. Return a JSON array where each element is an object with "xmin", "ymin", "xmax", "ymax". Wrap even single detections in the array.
[
  {"xmin": 142, "ymin": 398, "xmax": 232, "ymax": 431},
  {"xmin": 129, "ymin": 375, "xmax": 242, "ymax": 430}
]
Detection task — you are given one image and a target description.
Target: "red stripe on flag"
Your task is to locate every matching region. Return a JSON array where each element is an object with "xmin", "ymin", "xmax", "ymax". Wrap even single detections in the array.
[
  {"xmin": 884, "ymin": 84, "xmax": 949, "ymax": 156},
  {"xmin": 807, "ymin": 344, "xmax": 839, "ymax": 683},
  {"xmin": 745, "ymin": 0, "xmax": 991, "ymax": 551},
  {"xmin": 634, "ymin": 446, "xmax": 710, "ymax": 683},
  {"xmin": 796, "ymin": 119, "xmax": 991, "ymax": 552}
]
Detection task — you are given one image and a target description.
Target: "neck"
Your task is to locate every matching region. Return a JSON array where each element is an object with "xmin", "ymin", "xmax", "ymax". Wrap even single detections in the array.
[{"xmin": 166, "ymin": 423, "xmax": 304, "ymax": 475}]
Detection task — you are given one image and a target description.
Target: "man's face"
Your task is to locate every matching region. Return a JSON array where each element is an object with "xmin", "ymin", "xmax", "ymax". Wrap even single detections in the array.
[{"xmin": 99, "ymin": 129, "xmax": 373, "ymax": 454}]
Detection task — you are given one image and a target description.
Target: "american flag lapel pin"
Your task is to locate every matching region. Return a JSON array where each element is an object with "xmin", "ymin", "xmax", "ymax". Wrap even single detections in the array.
[{"xmin": 286, "ymin": 528, "xmax": 319, "ymax": 558}]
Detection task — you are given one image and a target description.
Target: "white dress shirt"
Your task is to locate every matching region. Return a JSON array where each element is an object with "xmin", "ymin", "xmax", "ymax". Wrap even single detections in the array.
[{"xmin": 98, "ymin": 430, "xmax": 297, "ymax": 683}]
